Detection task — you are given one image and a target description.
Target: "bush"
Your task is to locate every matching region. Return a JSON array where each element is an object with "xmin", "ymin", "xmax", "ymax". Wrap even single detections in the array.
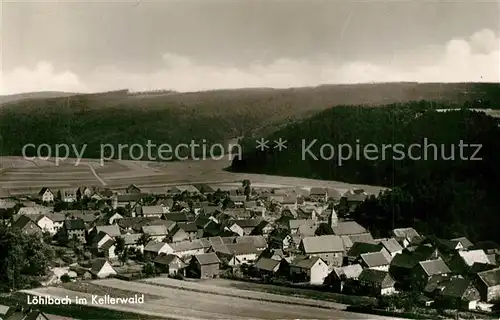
[{"xmin": 60, "ymin": 274, "xmax": 71, "ymax": 283}]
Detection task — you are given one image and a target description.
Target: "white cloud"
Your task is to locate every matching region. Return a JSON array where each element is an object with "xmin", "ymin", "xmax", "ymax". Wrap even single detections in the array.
[
  {"xmin": 1, "ymin": 61, "xmax": 85, "ymax": 95},
  {"xmin": 2, "ymin": 29, "xmax": 499, "ymax": 95}
]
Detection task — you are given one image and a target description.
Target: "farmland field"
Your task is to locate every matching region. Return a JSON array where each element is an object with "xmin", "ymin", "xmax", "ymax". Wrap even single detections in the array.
[
  {"xmin": 0, "ymin": 156, "xmax": 386, "ymax": 195},
  {"xmin": 21, "ymin": 278, "xmax": 404, "ymax": 319}
]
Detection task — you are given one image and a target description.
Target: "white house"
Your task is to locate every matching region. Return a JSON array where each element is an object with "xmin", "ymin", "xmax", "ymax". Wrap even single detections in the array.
[
  {"xmin": 36, "ymin": 213, "xmax": 65, "ymax": 235},
  {"xmin": 90, "ymin": 259, "xmax": 117, "ymax": 278},
  {"xmin": 290, "ymin": 256, "xmax": 329, "ymax": 285},
  {"xmin": 38, "ymin": 188, "xmax": 55, "ymax": 203},
  {"xmin": 226, "ymin": 243, "xmax": 259, "ymax": 266}
]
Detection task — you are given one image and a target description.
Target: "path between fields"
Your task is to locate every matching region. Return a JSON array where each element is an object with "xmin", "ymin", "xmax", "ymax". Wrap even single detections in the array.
[{"xmin": 87, "ymin": 164, "xmax": 107, "ymax": 186}]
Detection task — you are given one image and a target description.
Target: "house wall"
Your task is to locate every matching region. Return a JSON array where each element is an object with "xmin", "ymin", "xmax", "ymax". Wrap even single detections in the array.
[
  {"xmin": 229, "ymin": 225, "xmax": 244, "ymax": 237},
  {"xmin": 235, "ymin": 253, "xmax": 257, "ymax": 264},
  {"xmin": 68, "ymin": 229, "xmax": 86, "ymax": 244},
  {"xmin": 37, "ymin": 217, "xmax": 56, "ymax": 235},
  {"xmin": 309, "ymin": 260, "xmax": 329, "ymax": 285},
  {"xmin": 97, "ymin": 262, "xmax": 116, "ymax": 278},
  {"xmin": 22, "ymin": 221, "xmax": 43, "ymax": 236},
  {"xmin": 310, "ymin": 252, "xmax": 343, "ymax": 267},
  {"xmin": 199, "ymin": 263, "xmax": 220, "ymax": 279},
  {"xmin": 105, "ymin": 246, "xmax": 117, "ymax": 259},
  {"xmin": 486, "ymin": 285, "xmax": 500, "ymax": 302},
  {"xmin": 381, "ymin": 286, "xmax": 396, "ymax": 295},
  {"xmin": 42, "ymin": 191, "xmax": 54, "ymax": 202},
  {"xmin": 176, "ymin": 248, "xmax": 204, "ymax": 258}
]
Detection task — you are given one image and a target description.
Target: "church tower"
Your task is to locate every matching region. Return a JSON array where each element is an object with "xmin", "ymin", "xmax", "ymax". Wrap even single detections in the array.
[{"xmin": 329, "ymin": 207, "xmax": 338, "ymax": 228}]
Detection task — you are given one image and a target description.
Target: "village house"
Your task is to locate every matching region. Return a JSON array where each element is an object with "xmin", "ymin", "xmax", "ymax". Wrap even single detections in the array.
[
  {"xmin": 228, "ymin": 219, "xmax": 262, "ymax": 236},
  {"xmin": 355, "ymin": 269, "xmax": 396, "ymax": 296},
  {"xmin": 357, "ymin": 251, "xmax": 391, "ymax": 271},
  {"xmin": 177, "ymin": 222, "xmax": 198, "ymax": 240},
  {"xmin": 90, "ymin": 258, "xmax": 117, "ymax": 278},
  {"xmin": 188, "ymin": 252, "xmax": 220, "ymax": 279},
  {"xmin": 58, "ymin": 189, "xmax": 77, "ymax": 203},
  {"xmin": 107, "ymin": 212, "xmax": 123, "ymax": 225},
  {"xmin": 448, "ymin": 249, "xmax": 491, "ymax": 274},
  {"xmin": 252, "ymin": 220, "xmax": 273, "ymax": 236},
  {"xmin": 164, "ymin": 211, "xmax": 191, "ymax": 223},
  {"xmin": 0, "ymin": 199, "xmax": 19, "ymax": 218},
  {"xmin": 331, "ymin": 220, "xmax": 369, "ymax": 237},
  {"xmin": 437, "ymin": 278, "xmax": 481, "ymax": 310},
  {"xmin": 229, "ymin": 195, "xmax": 247, "ymax": 208},
  {"xmin": 35, "ymin": 213, "xmax": 65, "ymax": 235},
  {"xmin": 475, "ymin": 267, "xmax": 500, "ymax": 302},
  {"xmin": 299, "ymin": 235, "xmax": 345, "ymax": 267},
  {"xmin": 378, "ymin": 238, "xmax": 404, "ymax": 258},
  {"xmin": 287, "ymin": 219, "xmax": 314, "ymax": 235},
  {"xmin": 389, "ymin": 253, "xmax": 420, "ymax": 287},
  {"xmin": 138, "ymin": 205, "xmax": 167, "ymax": 218},
  {"xmin": 170, "ymin": 185, "xmax": 200, "ymax": 195},
  {"xmin": 154, "ymin": 254, "xmax": 186, "ymax": 276},
  {"xmin": 225, "ymin": 243, "xmax": 260, "ymax": 266},
  {"xmin": 60, "ymin": 219, "xmax": 87, "ymax": 244},
  {"xmin": 328, "ymin": 264, "xmax": 363, "ymax": 293},
  {"xmin": 452, "ymin": 237, "xmax": 474, "ymax": 250},
  {"xmin": 412, "ymin": 258, "xmax": 452, "ymax": 289},
  {"xmin": 269, "ymin": 229, "xmax": 293, "ymax": 250},
  {"xmin": 142, "ymin": 225, "xmax": 170, "ymax": 242},
  {"xmin": 309, "ymin": 188, "xmax": 327, "ymax": 202},
  {"xmin": 170, "ymin": 240, "xmax": 206, "ymax": 258},
  {"xmin": 289, "ymin": 256, "xmax": 329, "ymax": 285},
  {"xmin": 77, "ymin": 186, "xmax": 94, "ymax": 199},
  {"xmin": 112, "ymin": 194, "xmax": 141, "ymax": 211},
  {"xmin": 252, "ymin": 258, "xmax": 287, "ymax": 279},
  {"xmin": 339, "ymin": 188, "xmax": 368, "ymax": 213},
  {"xmin": 100, "ymin": 239, "xmax": 117, "ymax": 260},
  {"xmin": 122, "ymin": 233, "xmax": 144, "ymax": 252},
  {"xmin": 234, "ymin": 235, "xmax": 267, "ymax": 251},
  {"xmin": 346, "ymin": 242, "xmax": 384, "ymax": 265},
  {"xmin": 38, "ymin": 187, "xmax": 55, "ymax": 203},
  {"xmin": 12, "ymin": 215, "xmax": 43, "ymax": 237},
  {"xmin": 392, "ymin": 227, "xmax": 422, "ymax": 248},
  {"xmin": 144, "ymin": 241, "xmax": 171, "ymax": 259},
  {"xmin": 280, "ymin": 195, "xmax": 298, "ymax": 210},
  {"xmin": 167, "ymin": 225, "xmax": 191, "ymax": 243},
  {"xmin": 89, "ymin": 224, "xmax": 122, "ymax": 240},
  {"xmin": 91, "ymin": 231, "xmax": 113, "ymax": 255}
]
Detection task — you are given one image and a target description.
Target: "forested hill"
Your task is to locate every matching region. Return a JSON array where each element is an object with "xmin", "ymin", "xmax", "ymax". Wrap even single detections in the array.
[
  {"xmin": 231, "ymin": 103, "xmax": 500, "ymax": 243},
  {"xmin": 0, "ymin": 82, "xmax": 498, "ymax": 159}
]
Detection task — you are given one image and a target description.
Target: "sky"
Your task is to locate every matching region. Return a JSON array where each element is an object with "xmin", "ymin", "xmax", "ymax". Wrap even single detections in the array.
[{"xmin": 1, "ymin": 0, "xmax": 499, "ymax": 94}]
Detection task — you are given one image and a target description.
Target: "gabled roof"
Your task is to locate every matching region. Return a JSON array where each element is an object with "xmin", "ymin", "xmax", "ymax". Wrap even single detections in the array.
[
  {"xmin": 332, "ymin": 264, "xmax": 363, "ymax": 279},
  {"xmin": 164, "ymin": 211, "xmax": 190, "ymax": 222},
  {"xmin": 440, "ymin": 278, "xmax": 475, "ymax": 299},
  {"xmin": 170, "ymin": 239, "xmax": 205, "ymax": 252},
  {"xmin": 234, "ymin": 235, "xmax": 267, "ymax": 248},
  {"xmin": 122, "ymin": 233, "xmax": 142, "ymax": 245},
  {"xmin": 100, "ymin": 239, "xmax": 115, "ymax": 251},
  {"xmin": 331, "ymin": 221, "xmax": 367, "ymax": 236},
  {"xmin": 288, "ymin": 219, "xmax": 312, "ymax": 230},
  {"xmin": 380, "ymin": 238, "xmax": 403, "ymax": 253},
  {"xmin": 290, "ymin": 256, "xmax": 324, "ymax": 269},
  {"xmin": 13, "ymin": 215, "xmax": 39, "ymax": 230},
  {"xmin": 227, "ymin": 243, "xmax": 259, "ymax": 255},
  {"xmin": 141, "ymin": 206, "xmax": 165, "ymax": 216},
  {"xmin": 144, "ymin": 241, "xmax": 169, "ymax": 253},
  {"xmin": 360, "ymin": 251, "xmax": 390, "ymax": 267},
  {"xmin": 458, "ymin": 250, "xmax": 491, "ymax": 267},
  {"xmin": 116, "ymin": 217, "xmax": 159, "ymax": 230},
  {"xmin": 342, "ymin": 188, "xmax": 368, "ymax": 202},
  {"xmin": 38, "ymin": 187, "xmax": 53, "ymax": 196},
  {"xmin": 229, "ymin": 195, "xmax": 247, "ymax": 202},
  {"xmin": 358, "ymin": 269, "xmax": 394, "ymax": 286},
  {"xmin": 390, "ymin": 253, "xmax": 419, "ymax": 269},
  {"xmin": 348, "ymin": 233, "xmax": 375, "ymax": 244},
  {"xmin": 452, "ymin": 237, "xmax": 474, "ymax": 249},
  {"xmin": 194, "ymin": 252, "xmax": 220, "ymax": 265},
  {"xmin": 142, "ymin": 225, "xmax": 169, "ymax": 236},
  {"xmin": 91, "ymin": 258, "xmax": 113, "ymax": 274},
  {"xmin": 40, "ymin": 213, "xmax": 66, "ymax": 222},
  {"xmin": 392, "ymin": 227, "xmax": 420, "ymax": 240},
  {"xmin": 254, "ymin": 258, "xmax": 281, "ymax": 272},
  {"xmin": 116, "ymin": 194, "xmax": 142, "ymax": 202},
  {"xmin": 309, "ymin": 187, "xmax": 326, "ymax": 196},
  {"xmin": 154, "ymin": 253, "xmax": 184, "ymax": 266},
  {"xmin": 347, "ymin": 242, "xmax": 382, "ymax": 258},
  {"xmin": 477, "ymin": 267, "xmax": 500, "ymax": 287},
  {"xmin": 301, "ymin": 235, "xmax": 344, "ymax": 254},
  {"xmin": 95, "ymin": 225, "xmax": 121, "ymax": 238},
  {"xmin": 230, "ymin": 219, "xmax": 261, "ymax": 229},
  {"xmin": 177, "ymin": 222, "xmax": 198, "ymax": 233},
  {"xmin": 418, "ymin": 258, "xmax": 451, "ymax": 276}
]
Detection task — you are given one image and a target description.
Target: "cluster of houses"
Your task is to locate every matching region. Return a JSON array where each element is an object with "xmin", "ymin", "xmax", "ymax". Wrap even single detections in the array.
[{"xmin": 1, "ymin": 183, "xmax": 500, "ymax": 313}]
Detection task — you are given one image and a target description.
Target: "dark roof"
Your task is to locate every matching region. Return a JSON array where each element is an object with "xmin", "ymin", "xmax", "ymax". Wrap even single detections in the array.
[
  {"xmin": 100, "ymin": 239, "xmax": 115, "ymax": 251},
  {"xmin": 290, "ymin": 256, "xmax": 323, "ymax": 269},
  {"xmin": 477, "ymin": 267, "xmax": 500, "ymax": 287},
  {"xmin": 440, "ymin": 278, "xmax": 474, "ymax": 299},
  {"xmin": 358, "ymin": 269, "xmax": 394, "ymax": 285},
  {"xmin": 164, "ymin": 212, "xmax": 190, "ymax": 222},
  {"xmin": 194, "ymin": 252, "xmax": 220, "ymax": 265},
  {"xmin": 154, "ymin": 253, "xmax": 183, "ymax": 266},
  {"xmin": 227, "ymin": 243, "xmax": 259, "ymax": 255},
  {"xmin": 91, "ymin": 258, "xmax": 110, "ymax": 273},
  {"xmin": 451, "ymin": 237, "xmax": 474, "ymax": 249},
  {"xmin": 309, "ymin": 187, "xmax": 326, "ymax": 196},
  {"xmin": 230, "ymin": 219, "xmax": 261, "ymax": 229},
  {"xmin": 347, "ymin": 242, "xmax": 382, "ymax": 258},
  {"xmin": 64, "ymin": 218, "xmax": 86, "ymax": 230},
  {"xmin": 177, "ymin": 222, "xmax": 198, "ymax": 233},
  {"xmin": 116, "ymin": 194, "xmax": 141, "ymax": 202},
  {"xmin": 253, "ymin": 258, "xmax": 281, "ymax": 272},
  {"xmin": 38, "ymin": 187, "xmax": 52, "ymax": 196},
  {"xmin": 390, "ymin": 253, "xmax": 419, "ymax": 269}
]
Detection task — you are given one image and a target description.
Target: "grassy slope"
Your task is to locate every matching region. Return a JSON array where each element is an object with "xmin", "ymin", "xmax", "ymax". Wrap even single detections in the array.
[{"xmin": 0, "ymin": 83, "xmax": 497, "ymax": 159}]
